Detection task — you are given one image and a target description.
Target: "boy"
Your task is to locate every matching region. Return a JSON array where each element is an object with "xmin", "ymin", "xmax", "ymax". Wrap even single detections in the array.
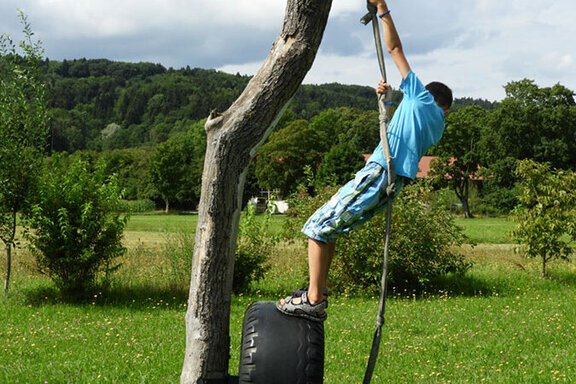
[{"xmin": 277, "ymin": 0, "xmax": 452, "ymax": 322}]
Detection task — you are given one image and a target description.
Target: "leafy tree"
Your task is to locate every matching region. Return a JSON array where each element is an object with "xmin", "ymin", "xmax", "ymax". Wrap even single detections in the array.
[
  {"xmin": 316, "ymin": 141, "xmax": 365, "ymax": 187},
  {"xmin": 511, "ymin": 160, "xmax": 576, "ymax": 277},
  {"xmin": 148, "ymin": 123, "xmax": 205, "ymax": 212},
  {"xmin": 0, "ymin": 11, "xmax": 49, "ymax": 290},
  {"xmin": 255, "ymin": 120, "xmax": 325, "ymax": 196},
  {"xmin": 148, "ymin": 139, "xmax": 188, "ymax": 213},
  {"xmin": 101, "ymin": 147, "xmax": 152, "ymax": 200},
  {"xmin": 308, "ymin": 107, "xmax": 380, "ymax": 153},
  {"xmin": 482, "ymin": 79, "xmax": 576, "ymax": 187},
  {"xmin": 430, "ymin": 105, "xmax": 488, "ymax": 218},
  {"xmin": 25, "ymin": 157, "xmax": 127, "ymax": 297}
]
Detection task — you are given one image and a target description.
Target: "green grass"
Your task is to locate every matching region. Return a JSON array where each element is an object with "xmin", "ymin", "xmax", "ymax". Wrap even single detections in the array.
[
  {"xmin": 2, "ymin": 214, "xmax": 575, "ymax": 383},
  {"xmin": 125, "ymin": 213, "xmax": 285, "ymax": 235},
  {"xmin": 455, "ymin": 217, "xmax": 514, "ymax": 244},
  {"xmin": 124, "ymin": 213, "xmax": 198, "ymax": 233}
]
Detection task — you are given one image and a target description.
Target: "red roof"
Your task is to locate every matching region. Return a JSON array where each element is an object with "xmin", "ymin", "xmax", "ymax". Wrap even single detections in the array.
[{"xmin": 416, "ymin": 155, "xmax": 438, "ymax": 178}]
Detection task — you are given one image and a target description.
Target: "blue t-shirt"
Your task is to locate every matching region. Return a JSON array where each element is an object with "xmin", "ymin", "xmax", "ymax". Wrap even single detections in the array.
[{"xmin": 367, "ymin": 71, "xmax": 445, "ymax": 179}]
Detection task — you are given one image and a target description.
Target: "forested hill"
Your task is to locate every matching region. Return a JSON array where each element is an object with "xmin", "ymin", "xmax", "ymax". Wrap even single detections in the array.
[{"xmin": 41, "ymin": 58, "xmax": 493, "ymax": 153}]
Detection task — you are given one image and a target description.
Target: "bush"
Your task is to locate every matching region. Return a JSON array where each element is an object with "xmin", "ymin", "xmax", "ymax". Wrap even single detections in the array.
[
  {"xmin": 285, "ymin": 181, "xmax": 472, "ymax": 295},
  {"xmin": 25, "ymin": 157, "xmax": 127, "ymax": 298},
  {"xmin": 475, "ymin": 185, "xmax": 519, "ymax": 216},
  {"xmin": 233, "ymin": 205, "xmax": 277, "ymax": 293}
]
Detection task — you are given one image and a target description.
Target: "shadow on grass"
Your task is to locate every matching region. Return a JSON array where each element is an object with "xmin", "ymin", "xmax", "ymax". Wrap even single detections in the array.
[
  {"xmin": 544, "ymin": 267, "xmax": 576, "ymax": 288},
  {"xmin": 244, "ymin": 272, "xmax": 503, "ymax": 302},
  {"xmin": 423, "ymin": 273, "xmax": 500, "ymax": 298},
  {"xmin": 22, "ymin": 282, "xmax": 189, "ymax": 310}
]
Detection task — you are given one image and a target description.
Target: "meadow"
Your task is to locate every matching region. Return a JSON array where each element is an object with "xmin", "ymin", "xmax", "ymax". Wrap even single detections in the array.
[{"xmin": 1, "ymin": 214, "xmax": 575, "ymax": 383}]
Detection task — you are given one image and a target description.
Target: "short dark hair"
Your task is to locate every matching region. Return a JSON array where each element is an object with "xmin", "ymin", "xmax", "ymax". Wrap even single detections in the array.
[{"xmin": 426, "ymin": 82, "xmax": 453, "ymax": 109}]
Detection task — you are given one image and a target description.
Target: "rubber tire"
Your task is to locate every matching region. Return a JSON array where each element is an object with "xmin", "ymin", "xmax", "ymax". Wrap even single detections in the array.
[{"xmin": 238, "ymin": 301, "xmax": 325, "ymax": 384}]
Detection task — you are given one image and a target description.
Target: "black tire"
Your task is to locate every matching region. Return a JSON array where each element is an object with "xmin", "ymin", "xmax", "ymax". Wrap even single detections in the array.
[{"xmin": 238, "ymin": 301, "xmax": 325, "ymax": 384}]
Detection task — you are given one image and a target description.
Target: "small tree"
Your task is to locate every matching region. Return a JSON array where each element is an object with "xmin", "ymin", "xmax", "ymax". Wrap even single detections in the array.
[
  {"xmin": 148, "ymin": 139, "xmax": 188, "ymax": 213},
  {"xmin": 511, "ymin": 160, "xmax": 576, "ymax": 277},
  {"xmin": 25, "ymin": 157, "xmax": 127, "ymax": 297},
  {"xmin": 0, "ymin": 11, "xmax": 49, "ymax": 291},
  {"xmin": 148, "ymin": 129, "xmax": 204, "ymax": 212}
]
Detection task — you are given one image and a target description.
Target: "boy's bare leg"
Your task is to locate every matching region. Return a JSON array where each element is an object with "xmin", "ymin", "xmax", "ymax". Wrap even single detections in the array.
[
  {"xmin": 279, "ymin": 238, "xmax": 335, "ymax": 308},
  {"xmin": 307, "ymin": 238, "xmax": 335, "ymax": 304}
]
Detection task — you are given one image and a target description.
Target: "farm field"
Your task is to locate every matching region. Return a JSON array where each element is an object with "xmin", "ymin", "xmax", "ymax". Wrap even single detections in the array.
[{"xmin": 1, "ymin": 214, "xmax": 575, "ymax": 383}]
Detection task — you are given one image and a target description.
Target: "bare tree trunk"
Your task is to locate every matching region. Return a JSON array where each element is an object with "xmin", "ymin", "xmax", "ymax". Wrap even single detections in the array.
[
  {"xmin": 4, "ymin": 245, "xmax": 11, "ymax": 292},
  {"xmin": 181, "ymin": 1, "xmax": 332, "ymax": 382},
  {"xmin": 2, "ymin": 211, "xmax": 17, "ymax": 292}
]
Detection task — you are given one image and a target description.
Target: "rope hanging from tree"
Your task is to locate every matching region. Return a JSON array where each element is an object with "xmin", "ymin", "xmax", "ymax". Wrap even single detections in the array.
[{"xmin": 360, "ymin": 3, "xmax": 396, "ymax": 383}]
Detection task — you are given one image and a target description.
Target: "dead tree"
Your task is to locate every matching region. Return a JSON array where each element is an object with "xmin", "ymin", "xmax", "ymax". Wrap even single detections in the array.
[{"xmin": 181, "ymin": 1, "xmax": 333, "ymax": 383}]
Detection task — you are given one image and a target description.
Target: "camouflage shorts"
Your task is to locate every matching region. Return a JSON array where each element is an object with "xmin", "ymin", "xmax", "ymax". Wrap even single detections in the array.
[{"xmin": 301, "ymin": 162, "xmax": 404, "ymax": 243}]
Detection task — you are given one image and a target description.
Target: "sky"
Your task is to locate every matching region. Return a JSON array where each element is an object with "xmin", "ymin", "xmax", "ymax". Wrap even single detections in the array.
[{"xmin": 1, "ymin": 0, "xmax": 575, "ymax": 101}]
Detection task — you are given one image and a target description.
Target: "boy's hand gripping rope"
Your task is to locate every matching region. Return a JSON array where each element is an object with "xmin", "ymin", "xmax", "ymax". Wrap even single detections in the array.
[{"xmin": 361, "ymin": 3, "xmax": 395, "ymax": 384}]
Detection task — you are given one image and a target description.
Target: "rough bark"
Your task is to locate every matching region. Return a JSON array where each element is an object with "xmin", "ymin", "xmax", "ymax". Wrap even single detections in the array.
[{"xmin": 181, "ymin": 1, "xmax": 332, "ymax": 383}]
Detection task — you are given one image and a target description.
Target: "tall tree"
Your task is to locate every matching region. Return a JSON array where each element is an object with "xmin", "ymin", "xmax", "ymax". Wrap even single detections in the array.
[
  {"xmin": 181, "ymin": 1, "xmax": 333, "ymax": 382},
  {"xmin": 0, "ymin": 11, "xmax": 49, "ymax": 291},
  {"xmin": 482, "ymin": 80, "xmax": 576, "ymax": 187},
  {"xmin": 255, "ymin": 119, "xmax": 324, "ymax": 195},
  {"xmin": 430, "ymin": 105, "xmax": 488, "ymax": 218}
]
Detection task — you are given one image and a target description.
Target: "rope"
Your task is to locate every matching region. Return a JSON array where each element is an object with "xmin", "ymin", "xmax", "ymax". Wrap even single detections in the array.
[{"xmin": 360, "ymin": 3, "xmax": 396, "ymax": 384}]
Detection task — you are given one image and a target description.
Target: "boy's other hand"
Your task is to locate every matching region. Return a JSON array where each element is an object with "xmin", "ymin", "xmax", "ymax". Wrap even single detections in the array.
[{"xmin": 377, "ymin": 79, "xmax": 391, "ymax": 95}]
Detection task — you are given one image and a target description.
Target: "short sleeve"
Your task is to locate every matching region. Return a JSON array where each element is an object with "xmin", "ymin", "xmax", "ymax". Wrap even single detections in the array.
[{"xmin": 400, "ymin": 70, "xmax": 429, "ymax": 101}]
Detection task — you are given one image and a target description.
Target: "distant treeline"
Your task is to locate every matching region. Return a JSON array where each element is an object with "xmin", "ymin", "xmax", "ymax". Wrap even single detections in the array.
[
  {"xmin": 36, "ymin": 58, "xmax": 575, "ymax": 215},
  {"xmin": 41, "ymin": 58, "xmax": 494, "ymax": 153}
]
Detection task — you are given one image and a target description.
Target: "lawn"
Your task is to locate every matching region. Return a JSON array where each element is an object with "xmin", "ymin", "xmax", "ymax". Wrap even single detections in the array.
[
  {"xmin": 1, "ymin": 214, "xmax": 575, "ymax": 383},
  {"xmin": 455, "ymin": 217, "xmax": 514, "ymax": 244}
]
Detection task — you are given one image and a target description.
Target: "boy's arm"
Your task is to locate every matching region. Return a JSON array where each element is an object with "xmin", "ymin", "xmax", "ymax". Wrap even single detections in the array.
[{"xmin": 369, "ymin": 0, "xmax": 411, "ymax": 79}]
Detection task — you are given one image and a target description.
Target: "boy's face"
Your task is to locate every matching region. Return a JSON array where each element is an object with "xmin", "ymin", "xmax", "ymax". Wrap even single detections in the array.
[{"xmin": 436, "ymin": 102, "xmax": 450, "ymax": 116}]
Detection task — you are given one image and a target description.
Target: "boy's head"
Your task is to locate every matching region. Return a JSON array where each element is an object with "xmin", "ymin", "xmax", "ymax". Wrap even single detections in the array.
[{"xmin": 426, "ymin": 82, "xmax": 452, "ymax": 114}]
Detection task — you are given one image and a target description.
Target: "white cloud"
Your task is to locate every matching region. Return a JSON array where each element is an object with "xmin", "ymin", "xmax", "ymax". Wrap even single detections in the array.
[{"xmin": 1, "ymin": 0, "xmax": 575, "ymax": 100}]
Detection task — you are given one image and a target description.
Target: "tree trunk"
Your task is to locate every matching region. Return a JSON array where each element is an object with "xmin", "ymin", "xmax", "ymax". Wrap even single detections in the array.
[
  {"xmin": 461, "ymin": 198, "xmax": 473, "ymax": 219},
  {"xmin": 165, "ymin": 198, "xmax": 169, "ymax": 214},
  {"xmin": 542, "ymin": 255, "xmax": 547, "ymax": 278},
  {"xmin": 2, "ymin": 211, "xmax": 17, "ymax": 292},
  {"xmin": 4, "ymin": 245, "xmax": 11, "ymax": 292},
  {"xmin": 456, "ymin": 179, "xmax": 473, "ymax": 219},
  {"xmin": 181, "ymin": 1, "xmax": 332, "ymax": 383}
]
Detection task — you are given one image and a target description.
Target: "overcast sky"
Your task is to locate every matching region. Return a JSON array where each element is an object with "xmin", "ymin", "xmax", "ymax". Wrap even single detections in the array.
[{"xmin": 1, "ymin": 0, "xmax": 575, "ymax": 101}]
